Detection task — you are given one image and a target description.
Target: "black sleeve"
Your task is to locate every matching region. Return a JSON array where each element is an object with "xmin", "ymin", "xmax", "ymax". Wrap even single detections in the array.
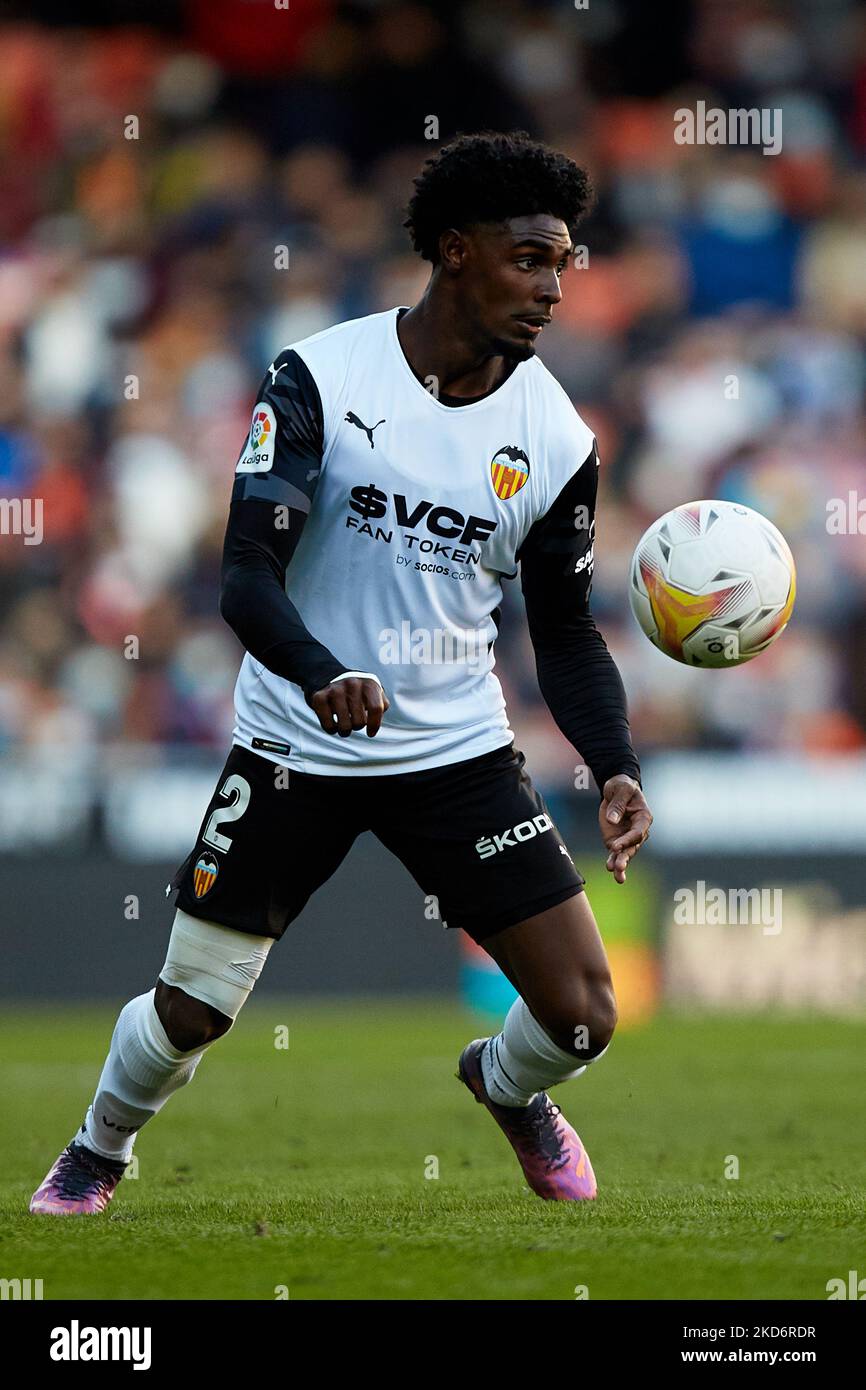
[
  {"xmin": 517, "ymin": 441, "xmax": 642, "ymax": 794},
  {"xmin": 219, "ymin": 349, "xmax": 351, "ymax": 700}
]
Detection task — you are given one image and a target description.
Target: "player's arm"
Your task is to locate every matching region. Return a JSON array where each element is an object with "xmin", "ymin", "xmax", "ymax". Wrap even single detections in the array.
[
  {"xmin": 517, "ymin": 441, "xmax": 651, "ymax": 881},
  {"xmin": 220, "ymin": 349, "xmax": 388, "ymax": 737}
]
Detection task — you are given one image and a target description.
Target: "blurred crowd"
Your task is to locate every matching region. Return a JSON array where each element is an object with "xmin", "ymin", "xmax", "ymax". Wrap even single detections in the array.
[{"xmin": 2, "ymin": 0, "xmax": 866, "ymax": 788}]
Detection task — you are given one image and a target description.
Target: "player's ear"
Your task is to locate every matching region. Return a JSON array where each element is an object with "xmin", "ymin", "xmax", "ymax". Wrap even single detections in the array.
[{"xmin": 438, "ymin": 228, "xmax": 466, "ymax": 273}]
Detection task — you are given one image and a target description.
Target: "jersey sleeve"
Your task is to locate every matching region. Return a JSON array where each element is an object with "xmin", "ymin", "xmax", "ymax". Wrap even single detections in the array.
[
  {"xmin": 219, "ymin": 348, "xmax": 351, "ymax": 698},
  {"xmin": 517, "ymin": 441, "xmax": 642, "ymax": 794}
]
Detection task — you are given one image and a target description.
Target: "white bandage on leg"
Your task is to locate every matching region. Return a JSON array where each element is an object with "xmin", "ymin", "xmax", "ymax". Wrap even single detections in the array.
[
  {"xmin": 158, "ymin": 909, "xmax": 274, "ymax": 1021},
  {"xmin": 79, "ymin": 915, "xmax": 273, "ymax": 1162},
  {"xmin": 481, "ymin": 997, "xmax": 609, "ymax": 1108}
]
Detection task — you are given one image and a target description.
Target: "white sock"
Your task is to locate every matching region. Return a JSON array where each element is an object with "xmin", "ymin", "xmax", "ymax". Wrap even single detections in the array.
[
  {"xmin": 480, "ymin": 997, "xmax": 606, "ymax": 1107},
  {"xmin": 79, "ymin": 989, "xmax": 212, "ymax": 1162}
]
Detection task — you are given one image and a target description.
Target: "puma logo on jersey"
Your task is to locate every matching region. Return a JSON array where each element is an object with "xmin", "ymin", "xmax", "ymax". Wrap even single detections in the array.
[
  {"xmin": 345, "ymin": 412, "xmax": 386, "ymax": 448},
  {"xmin": 267, "ymin": 360, "xmax": 290, "ymax": 386}
]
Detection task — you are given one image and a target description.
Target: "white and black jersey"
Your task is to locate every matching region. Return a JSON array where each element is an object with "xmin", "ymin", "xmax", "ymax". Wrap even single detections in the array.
[{"xmin": 220, "ymin": 306, "xmax": 640, "ymax": 788}]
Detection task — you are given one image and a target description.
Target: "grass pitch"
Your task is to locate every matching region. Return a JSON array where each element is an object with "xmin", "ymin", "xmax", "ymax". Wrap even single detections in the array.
[{"xmin": 2, "ymin": 1001, "xmax": 864, "ymax": 1301}]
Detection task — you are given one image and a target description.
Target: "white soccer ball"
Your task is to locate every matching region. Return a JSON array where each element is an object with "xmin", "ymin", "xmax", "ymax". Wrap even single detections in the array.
[{"xmin": 628, "ymin": 499, "xmax": 796, "ymax": 667}]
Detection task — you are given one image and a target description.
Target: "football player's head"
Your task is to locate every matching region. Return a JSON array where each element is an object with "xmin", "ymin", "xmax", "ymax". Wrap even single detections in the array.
[{"xmin": 404, "ymin": 130, "xmax": 592, "ymax": 361}]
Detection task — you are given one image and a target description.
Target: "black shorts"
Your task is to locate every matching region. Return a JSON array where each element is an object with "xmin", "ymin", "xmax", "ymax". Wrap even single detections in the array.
[{"xmin": 168, "ymin": 741, "xmax": 585, "ymax": 945}]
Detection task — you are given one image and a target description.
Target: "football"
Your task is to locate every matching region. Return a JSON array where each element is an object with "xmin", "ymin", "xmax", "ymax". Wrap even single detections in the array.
[{"xmin": 628, "ymin": 499, "xmax": 796, "ymax": 667}]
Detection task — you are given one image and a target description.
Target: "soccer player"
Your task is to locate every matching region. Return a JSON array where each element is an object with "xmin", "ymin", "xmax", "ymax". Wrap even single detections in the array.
[{"xmin": 31, "ymin": 131, "xmax": 652, "ymax": 1214}]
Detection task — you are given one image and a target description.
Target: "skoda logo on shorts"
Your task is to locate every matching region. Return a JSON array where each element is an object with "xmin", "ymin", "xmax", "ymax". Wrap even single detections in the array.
[
  {"xmin": 193, "ymin": 852, "xmax": 220, "ymax": 899},
  {"xmin": 475, "ymin": 813, "xmax": 553, "ymax": 859}
]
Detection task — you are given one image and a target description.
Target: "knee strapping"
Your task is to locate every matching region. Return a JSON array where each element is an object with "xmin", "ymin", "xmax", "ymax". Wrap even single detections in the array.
[{"xmin": 159, "ymin": 909, "xmax": 274, "ymax": 1020}]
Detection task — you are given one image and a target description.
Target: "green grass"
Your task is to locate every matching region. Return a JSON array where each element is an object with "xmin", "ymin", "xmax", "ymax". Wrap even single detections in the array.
[{"xmin": 2, "ymin": 1001, "xmax": 864, "ymax": 1300}]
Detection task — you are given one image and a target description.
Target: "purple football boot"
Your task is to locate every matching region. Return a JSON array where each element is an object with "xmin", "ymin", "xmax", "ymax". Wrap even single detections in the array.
[
  {"xmin": 30, "ymin": 1137, "xmax": 127, "ymax": 1215},
  {"xmin": 457, "ymin": 1038, "xmax": 597, "ymax": 1201}
]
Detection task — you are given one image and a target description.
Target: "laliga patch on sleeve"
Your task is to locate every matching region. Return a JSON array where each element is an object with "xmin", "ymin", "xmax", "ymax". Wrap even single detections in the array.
[{"xmin": 236, "ymin": 402, "xmax": 277, "ymax": 473}]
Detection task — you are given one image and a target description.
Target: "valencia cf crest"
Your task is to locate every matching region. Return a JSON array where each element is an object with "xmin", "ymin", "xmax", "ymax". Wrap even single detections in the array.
[
  {"xmin": 193, "ymin": 852, "xmax": 219, "ymax": 899},
  {"xmin": 490, "ymin": 446, "xmax": 530, "ymax": 501}
]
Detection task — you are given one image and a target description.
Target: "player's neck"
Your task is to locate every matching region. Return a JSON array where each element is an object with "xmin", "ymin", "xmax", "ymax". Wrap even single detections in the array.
[{"xmin": 397, "ymin": 293, "xmax": 516, "ymax": 400}]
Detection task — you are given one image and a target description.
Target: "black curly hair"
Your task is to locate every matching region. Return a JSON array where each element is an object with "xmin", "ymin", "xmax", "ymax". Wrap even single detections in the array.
[{"xmin": 404, "ymin": 130, "xmax": 593, "ymax": 264}]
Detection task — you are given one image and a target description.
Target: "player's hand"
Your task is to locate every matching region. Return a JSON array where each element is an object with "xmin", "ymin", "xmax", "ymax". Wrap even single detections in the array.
[
  {"xmin": 306, "ymin": 675, "xmax": 390, "ymax": 738},
  {"xmin": 598, "ymin": 775, "xmax": 652, "ymax": 884}
]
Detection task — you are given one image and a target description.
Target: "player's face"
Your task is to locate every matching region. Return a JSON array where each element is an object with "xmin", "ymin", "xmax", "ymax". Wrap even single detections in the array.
[{"xmin": 461, "ymin": 215, "xmax": 573, "ymax": 361}]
